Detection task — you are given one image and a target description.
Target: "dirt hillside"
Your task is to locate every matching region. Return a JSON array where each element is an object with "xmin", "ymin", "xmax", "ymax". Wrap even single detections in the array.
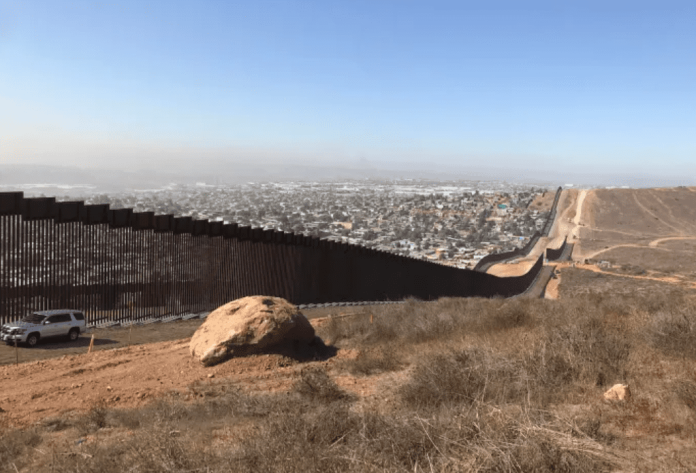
[
  {"xmin": 0, "ymin": 316, "xmax": 369, "ymax": 428},
  {"xmin": 485, "ymin": 186, "xmax": 696, "ymax": 297},
  {"xmin": 576, "ymin": 188, "xmax": 696, "ymax": 280}
]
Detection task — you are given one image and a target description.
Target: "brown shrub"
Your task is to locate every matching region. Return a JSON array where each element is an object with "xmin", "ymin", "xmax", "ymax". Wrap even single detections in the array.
[
  {"xmin": 39, "ymin": 415, "xmax": 73, "ymax": 433},
  {"xmin": 510, "ymin": 433, "xmax": 612, "ymax": 473},
  {"xmin": 345, "ymin": 346, "xmax": 402, "ymax": 376},
  {"xmin": 293, "ymin": 366, "xmax": 352, "ymax": 403},
  {"xmin": 87, "ymin": 398, "xmax": 108, "ymax": 429},
  {"xmin": 319, "ymin": 297, "xmax": 547, "ymax": 351},
  {"xmin": 6, "ymin": 372, "xmax": 615, "ymax": 473},
  {"xmin": 72, "ymin": 398, "xmax": 110, "ymax": 435},
  {"xmin": 649, "ymin": 305, "xmax": 696, "ymax": 359},
  {"xmin": 231, "ymin": 402, "xmax": 361, "ymax": 473},
  {"xmin": 675, "ymin": 381, "xmax": 696, "ymax": 413},
  {"xmin": 399, "ymin": 349, "xmax": 524, "ymax": 409},
  {"xmin": 0, "ymin": 428, "xmax": 42, "ymax": 470},
  {"xmin": 640, "ymin": 289, "xmax": 691, "ymax": 314},
  {"xmin": 40, "ymin": 399, "xmax": 612, "ymax": 473},
  {"xmin": 47, "ymin": 426, "xmax": 214, "ymax": 473},
  {"xmin": 398, "ymin": 300, "xmax": 633, "ymax": 410},
  {"xmin": 530, "ymin": 305, "xmax": 632, "ymax": 390}
]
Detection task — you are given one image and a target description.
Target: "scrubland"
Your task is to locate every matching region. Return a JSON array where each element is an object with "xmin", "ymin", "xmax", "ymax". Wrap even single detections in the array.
[{"xmin": 2, "ymin": 290, "xmax": 696, "ymax": 472}]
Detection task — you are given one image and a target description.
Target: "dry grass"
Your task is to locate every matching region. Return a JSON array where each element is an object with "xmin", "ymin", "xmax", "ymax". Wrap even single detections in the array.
[
  {"xmin": 345, "ymin": 346, "xmax": 402, "ymax": 376},
  {"xmin": 3, "ymin": 292, "xmax": 696, "ymax": 472},
  {"xmin": 0, "ymin": 427, "xmax": 42, "ymax": 471},
  {"xmin": 674, "ymin": 381, "xmax": 696, "ymax": 413},
  {"xmin": 324, "ymin": 297, "xmax": 545, "ymax": 349},
  {"xmin": 648, "ymin": 300, "xmax": 696, "ymax": 359},
  {"xmin": 558, "ymin": 266, "xmax": 696, "ymax": 300},
  {"xmin": 293, "ymin": 365, "xmax": 353, "ymax": 402}
]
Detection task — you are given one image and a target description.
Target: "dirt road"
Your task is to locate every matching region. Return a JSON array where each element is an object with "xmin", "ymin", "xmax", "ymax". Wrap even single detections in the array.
[
  {"xmin": 571, "ymin": 189, "xmax": 587, "ymax": 239},
  {"xmin": 582, "ymin": 235, "xmax": 696, "ymax": 261},
  {"xmin": 0, "ymin": 319, "xmax": 205, "ymax": 367},
  {"xmin": 582, "ymin": 243, "xmax": 654, "ymax": 261},
  {"xmin": 487, "ymin": 189, "xmax": 578, "ymax": 277},
  {"xmin": 648, "ymin": 236, "xmax": 696, "ymax": 248}
]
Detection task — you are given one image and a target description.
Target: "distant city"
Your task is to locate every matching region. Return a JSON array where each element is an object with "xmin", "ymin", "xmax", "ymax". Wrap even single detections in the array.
[{"xmin": 19, "ymin": 179, "xmax": 555, "ymax": 269}]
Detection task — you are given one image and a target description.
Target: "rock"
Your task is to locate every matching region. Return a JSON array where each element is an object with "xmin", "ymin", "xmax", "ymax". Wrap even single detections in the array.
[
  {"xmin": 190, "ymin": 296, "xmax": 316, "ymax": 366},
  {"xmin": 604, "ymin": 383, "xmax": 631, "ymax": 401}
]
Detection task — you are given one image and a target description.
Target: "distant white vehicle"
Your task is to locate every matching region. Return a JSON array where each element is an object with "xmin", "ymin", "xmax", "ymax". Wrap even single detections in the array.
[{"xmin": 1, "ymin": 309, "xmax": 86, "ymax": 347}]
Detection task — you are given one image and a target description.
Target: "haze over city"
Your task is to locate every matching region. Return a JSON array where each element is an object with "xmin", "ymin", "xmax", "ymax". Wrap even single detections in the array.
[
  {"xmin": 1, "ymin": 0, "xmax": 694, "ymax": 187},
  {"xmin": 5, "ymin": 4, "xmax": 696, "ymax": 469}
]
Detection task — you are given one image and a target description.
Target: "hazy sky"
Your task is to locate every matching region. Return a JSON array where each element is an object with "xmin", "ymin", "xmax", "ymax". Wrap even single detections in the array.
[{"xmin": 1, "ymin": 0, "xmax": 695, "ymax": 182}]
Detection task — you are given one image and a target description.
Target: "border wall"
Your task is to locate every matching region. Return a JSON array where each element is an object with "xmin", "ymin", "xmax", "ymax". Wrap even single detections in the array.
[
  {"xmin": 1, "ymin": 192, "xmax": 545, "ymax": 325},
  {"xmin": 546, "ymin": 237, "xmax": 574, "ymax": 262},
  {"xmin": 546, "ymin": 237, "xmax": 567, "ymax": 261},
  {"xmin": 472, "ymin": 232, "xmax": 541, "ymax": 272},
  {"xmin": 474, "ymin": 187, "xmax": 563, "ymax": 272}
]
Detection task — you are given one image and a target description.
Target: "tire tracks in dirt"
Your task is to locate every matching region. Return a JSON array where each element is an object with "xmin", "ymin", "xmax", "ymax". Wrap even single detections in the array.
[
  {"xmin": 572, "ymin": 190, "xmax": 586, "ymax": 229},
  {"xmin": 631, "ymin": 192, "xmax": 684, "ymax": 235},
  {"xmin": 567, "ymin": 189, "xmax": 587, "ymax": 244},
  {"xmin": 583, "ymin": 235, "xmax": 696, "ymax": 260},
  {"xmin": 548, "ymin": 189, "xmax": 578, "ymax": 241},
  {"xmin": 582, "ymin": 243, "xmax": 671, "ymax": 261},
  {"xmin": 590, "ymin": 228, "xmax": 663, "ymax": 239},
  {"xmin": 552, "ymin": 188, "xmax": 587, "ymax": 260},
  {"xmin": 651, "ymin": 191, "xmax": 696, "ymax": 234},
  {"xmin": 572, "ymin": 264, "xmax": 696, "ymax": 290},
  {"xmin": 648, "ymin": 236, "xmax": 696, "ymax": 248}
]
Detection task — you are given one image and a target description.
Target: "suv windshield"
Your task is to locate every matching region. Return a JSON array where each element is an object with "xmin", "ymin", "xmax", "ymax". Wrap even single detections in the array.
[{"xmin": 21, "ymin": 313, "xmax": 47, "ymax": 324}]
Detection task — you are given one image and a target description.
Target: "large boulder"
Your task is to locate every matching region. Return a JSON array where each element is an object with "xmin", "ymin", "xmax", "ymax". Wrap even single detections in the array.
[{"xmin": 190, "ymin": 296, "xmax": 316, "ymax": 366}]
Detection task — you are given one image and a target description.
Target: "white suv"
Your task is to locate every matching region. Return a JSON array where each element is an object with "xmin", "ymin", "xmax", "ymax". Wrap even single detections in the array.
[{"xmin": 1, "ymin": 309, "xmax": 86, "ymax": 347}]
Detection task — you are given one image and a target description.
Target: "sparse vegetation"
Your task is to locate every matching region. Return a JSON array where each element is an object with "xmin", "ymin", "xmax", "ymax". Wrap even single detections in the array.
[
  {"xmin": 2, "ymin": 291, "xmax": 696, "ymax": 471},
  {"xmin": 345, "ymin": 346, "xmax": 402, "ymax": 376},
  {"xmin": 293, "ymin": 365, "xmax": 352, "ymax": 402},
  {"xmin": 648, "ymin": 301, "xmax": 696, "ymax": 359}
]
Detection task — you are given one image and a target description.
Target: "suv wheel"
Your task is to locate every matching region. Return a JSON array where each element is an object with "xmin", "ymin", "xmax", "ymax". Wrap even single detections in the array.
[
  {"xmin": 26, "ymin": 333, "xmax": 40, "ymax": 347},
  {"xmin": 68, "ymin": 328, "xmax": 80, "ymax": 342}
]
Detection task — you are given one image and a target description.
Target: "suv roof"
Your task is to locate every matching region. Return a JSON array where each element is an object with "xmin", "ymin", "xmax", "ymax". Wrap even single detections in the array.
[{"xmin": 33, "ymin": 309, "xmax": 82, "ymax": 317}]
